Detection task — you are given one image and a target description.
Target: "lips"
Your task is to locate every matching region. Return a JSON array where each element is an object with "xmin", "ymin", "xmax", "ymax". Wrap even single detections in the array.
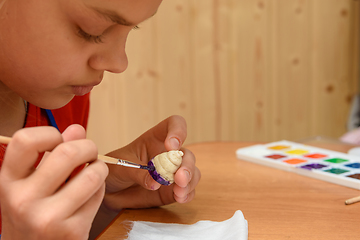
[
  {"xmin": 72, "ymin": 85, "xmax": 94, "ymax": 96},
  {"xmin": 72, "ymin": 74, "xmax": 103, "ymax": 96}
]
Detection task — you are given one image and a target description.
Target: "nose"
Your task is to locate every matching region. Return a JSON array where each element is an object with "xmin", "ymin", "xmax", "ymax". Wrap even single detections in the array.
[{"xmin": 88, "ymin": 40, "xmax": 129, "ymax": 74}]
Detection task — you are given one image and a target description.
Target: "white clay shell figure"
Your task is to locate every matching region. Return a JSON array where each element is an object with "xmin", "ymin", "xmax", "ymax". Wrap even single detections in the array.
[{"xmin": 148, "ymin": 150, "xmax": 184, "ymax": 185}]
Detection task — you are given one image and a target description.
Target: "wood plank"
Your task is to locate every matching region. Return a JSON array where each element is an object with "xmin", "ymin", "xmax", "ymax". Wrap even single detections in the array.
[{"xmin": 87, "ymin": 0, "xmax": 359, "ymax": 154}]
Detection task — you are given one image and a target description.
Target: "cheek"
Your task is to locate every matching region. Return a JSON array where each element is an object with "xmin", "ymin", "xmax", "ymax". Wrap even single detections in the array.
[
  {"xmin": 0, "ymin": 1, "xmax": 91, "ymax": 85},
  {"xmin": 3, "ymin": 39, "xmax": 87, "ymax": 88},
  {"xmin": 0, "ymin": 21, "xmax": 87, "ymax": 108},
  {"xmin": 20, "ymin": 34, "xmax": 87, "ymax": 81},
  {"xmin": 0, "ymin": 1, "xmax": 93, "ymax": 108},
  {"xmin": 3, "ymin": 27, "xmax": 89, "ymax": 85}
]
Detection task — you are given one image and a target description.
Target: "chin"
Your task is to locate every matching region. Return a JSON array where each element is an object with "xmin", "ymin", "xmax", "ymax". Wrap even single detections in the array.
[{"xmin": 29, "ymin": 95, "xmax": 75, "ymax": 110}]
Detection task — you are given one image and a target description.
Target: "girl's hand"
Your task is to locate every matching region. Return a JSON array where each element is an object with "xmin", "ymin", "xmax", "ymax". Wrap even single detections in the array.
[
  {"xmin": 0, "ymin": 125, "xmax": 108, "ymax": 240},
  {"xmin": 102, "ymin": 115, "xmax": 201, "ymax": 210}
]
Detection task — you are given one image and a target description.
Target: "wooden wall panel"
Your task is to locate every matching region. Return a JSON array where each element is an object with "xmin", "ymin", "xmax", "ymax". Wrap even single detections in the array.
[
  {"xmin": 87, "ymin": 0, "xmax": 359, "ymax": 154},
  {"xmin": 311, "ymin": 0, "xmax": 359, "ymax": 137}
]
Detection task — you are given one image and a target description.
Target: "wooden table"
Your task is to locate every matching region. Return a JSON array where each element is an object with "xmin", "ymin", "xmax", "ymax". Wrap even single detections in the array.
[{"xmin": 97, "ymin": 141, "xmax": 360, "ymax": 240}]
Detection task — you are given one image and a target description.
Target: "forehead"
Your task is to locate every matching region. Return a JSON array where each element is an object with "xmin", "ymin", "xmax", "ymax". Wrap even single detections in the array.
[{"xmin": 83, "ymin": 0, "xmax": 162, "ymax": 25}]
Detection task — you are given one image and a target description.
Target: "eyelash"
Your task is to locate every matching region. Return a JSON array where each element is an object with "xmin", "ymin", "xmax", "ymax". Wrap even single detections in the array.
[
  {"xmin": 78, "ymin": 25, "xmax": 140, "ymax": 44},
  {"xmin": 77, "ymin": 28, "xmax": 103, "ymax": 43}
]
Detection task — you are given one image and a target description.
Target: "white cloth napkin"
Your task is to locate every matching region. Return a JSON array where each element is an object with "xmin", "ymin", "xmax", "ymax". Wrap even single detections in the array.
[{"xmin": 125, "ymin": 210, "xmax": 248, "ymax": 240}]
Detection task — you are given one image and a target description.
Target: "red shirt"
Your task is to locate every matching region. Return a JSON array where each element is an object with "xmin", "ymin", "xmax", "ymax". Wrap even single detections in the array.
[{"xmin": 0, "ymin": 94, "xmax": 90, "ymax": 233}]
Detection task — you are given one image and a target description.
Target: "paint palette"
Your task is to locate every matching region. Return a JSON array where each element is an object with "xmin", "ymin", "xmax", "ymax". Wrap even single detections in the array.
[{"xmin": 236, "ymin": 140, "xmax": 360, "ymax": 190}]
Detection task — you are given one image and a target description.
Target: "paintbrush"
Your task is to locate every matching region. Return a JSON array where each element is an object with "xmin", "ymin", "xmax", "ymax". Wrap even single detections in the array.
[
  {"xmin": 0, "ymin": 135, "xmax": 154, "ymax": 171},
  {"xmin": 345, "ymin": 195, "xmax": 360, "ymax": 205}
]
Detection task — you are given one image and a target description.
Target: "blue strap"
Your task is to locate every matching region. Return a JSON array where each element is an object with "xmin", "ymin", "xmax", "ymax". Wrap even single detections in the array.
[
  {"xmin": 45, "ymin": 109, "xmax": 71, "ymax": 182},
  {"xmin": 45, "ymin": 109, "xmax": 59, "ymax": 131}
]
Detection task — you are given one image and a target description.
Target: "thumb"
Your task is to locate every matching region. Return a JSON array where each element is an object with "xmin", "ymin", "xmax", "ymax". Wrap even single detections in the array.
[
  {"xmin": 38, "ymin": 124, "xmax": 87, "ymax": 167},
  {"xmin": 163, "ymin": 115, "xmax": 187, "ymax": 151},
  {"xmin": 62, "ymin": 124, "xmax": 86, "ymax": 142},
  {"xmin": 144, "ymin": 172, "xmax": 162, "ymax": 190},
  {"xmin": 124, "ymin": 167, "xmax": 161, "ymax": 191}
]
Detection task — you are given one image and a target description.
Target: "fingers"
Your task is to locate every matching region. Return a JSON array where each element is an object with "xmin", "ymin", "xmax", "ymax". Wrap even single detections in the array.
[
  {"xmin": 145, "ymin": 115, "xmax": 187, "ymax": 152},
  {"xmin": 173, "ymin": 148, "xmax": 201, "ymax": 203},
  {"xmin": 65, "ymin": 183, "xmax": 106, "ymax": 238},
  {"xmin": 51, "ymin": 159, "xmax": 108, "ymax": 218},
  {"xmin": 174, "ymin": 148, "xmax": 195, "ymax": 187},
  {"xmin": 61, "ymin": 124, "xmax": 86, "ymax": 142},
  {"xmin": 2, "ymin": 124, "xmax": 106, "ymax": 202},
  {"xmin": 28, "ymin": 139, "xmax": 99, "ymax": 196},
  {"xmin": 144, "ymin": 172, "xmax": 161, "ymax": 190},
  {"xmin": 107, "ymin": 162, "xmax": 161, "ymax": 192},
  {"xmin": 120, "ymin": 147, "xmax": 200, "ymax": 206},
  {"xmin": 164, "ymin": 115, "xmax": 187, "ymax": 151},
  {"xmin": 2, "ymin": 127, "xmax": 63, "ymax": 180},
  {"xmin": 103, "ymin": 116, "xmax": 200, "ymax": 210},
  {"xmin": 0, "ymin": 125, "xmax": 108, "ymax": 239},
  {"xmin": 103, "ymin": 185, "xmax": 169, "ymax": 210},
  {"xmin": 37, "ymin": 124, "xmax": 87, "ymax": 168},
  {"xmin": 116, "ymin": 115, "xmax": 188, "ymax": 190}
]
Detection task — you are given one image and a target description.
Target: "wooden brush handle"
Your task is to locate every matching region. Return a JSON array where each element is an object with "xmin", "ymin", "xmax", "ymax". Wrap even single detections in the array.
[
  {"xmin": 0, "ymin": 135, "xmax": 149, "ymax": 168},
  {"xmin": 0, "ymin": 136, "xmax": 11, "ymax": 144},
  {"xmin": 97, "ymin": 155, "xmax": 119, "ymax": 165}
]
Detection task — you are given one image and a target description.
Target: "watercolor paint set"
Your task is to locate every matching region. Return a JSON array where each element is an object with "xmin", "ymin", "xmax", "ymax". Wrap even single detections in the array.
[{"xmin": 236, "ymin": 140, "xmax": 360, "ymax": 190}]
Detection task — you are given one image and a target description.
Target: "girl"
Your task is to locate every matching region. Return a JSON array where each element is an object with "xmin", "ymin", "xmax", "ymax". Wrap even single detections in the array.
[{"xmin": 0, "ymin": 0, "xmax": 201, "ymax": 239}]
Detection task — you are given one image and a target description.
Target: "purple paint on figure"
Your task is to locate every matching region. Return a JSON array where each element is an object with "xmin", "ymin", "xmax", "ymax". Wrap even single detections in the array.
[{"xmin": 148, "ymin": 160, "xmax": 171, "ymax": 186}]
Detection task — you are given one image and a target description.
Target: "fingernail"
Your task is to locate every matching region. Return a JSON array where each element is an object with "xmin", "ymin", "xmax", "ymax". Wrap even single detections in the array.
[
  {"xmin": 146, "ymin": 174, "xmax": 161, "ymax": 190},
  {"xmin": 169, "ymin": 137, "xmax": 180, "ymax": 150},
  {"xmin": 183, "ymin": 194, "xmax": 189, "ymax": 203},
  {"xmin": 145, "ymin": 174, "xmax": 150, "ymax": 189},
  {"xmin": 151, "ymin": 182, "xmax": 161, "ymax": 191},
  {"xmin": 184, "ymin": 169, "xmax": 191, "ymax": 182}
]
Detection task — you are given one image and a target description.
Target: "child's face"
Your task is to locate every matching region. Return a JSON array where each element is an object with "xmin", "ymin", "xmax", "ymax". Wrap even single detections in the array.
[{"xmin": 0, "ymin": 0, "xmax": 162, "ymax": 109}]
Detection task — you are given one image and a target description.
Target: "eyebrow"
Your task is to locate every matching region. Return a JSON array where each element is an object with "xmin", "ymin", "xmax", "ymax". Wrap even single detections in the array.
[
  {"xmin": 90, "ymin": 6, "xmax": 157, "ymax": 27},
  {"xmin": 90, "ymin": 7, "xmax": 135, "ymax": 26}
]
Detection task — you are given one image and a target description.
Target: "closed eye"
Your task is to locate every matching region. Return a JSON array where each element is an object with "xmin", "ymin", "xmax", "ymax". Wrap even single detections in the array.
[
  {"xmin": 77, "ymin": 25, "xmax": 139, "ymax": 43},
  {"xmin": 77, "ymin": 28, "xmax": 104, "ymax": 43}
]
